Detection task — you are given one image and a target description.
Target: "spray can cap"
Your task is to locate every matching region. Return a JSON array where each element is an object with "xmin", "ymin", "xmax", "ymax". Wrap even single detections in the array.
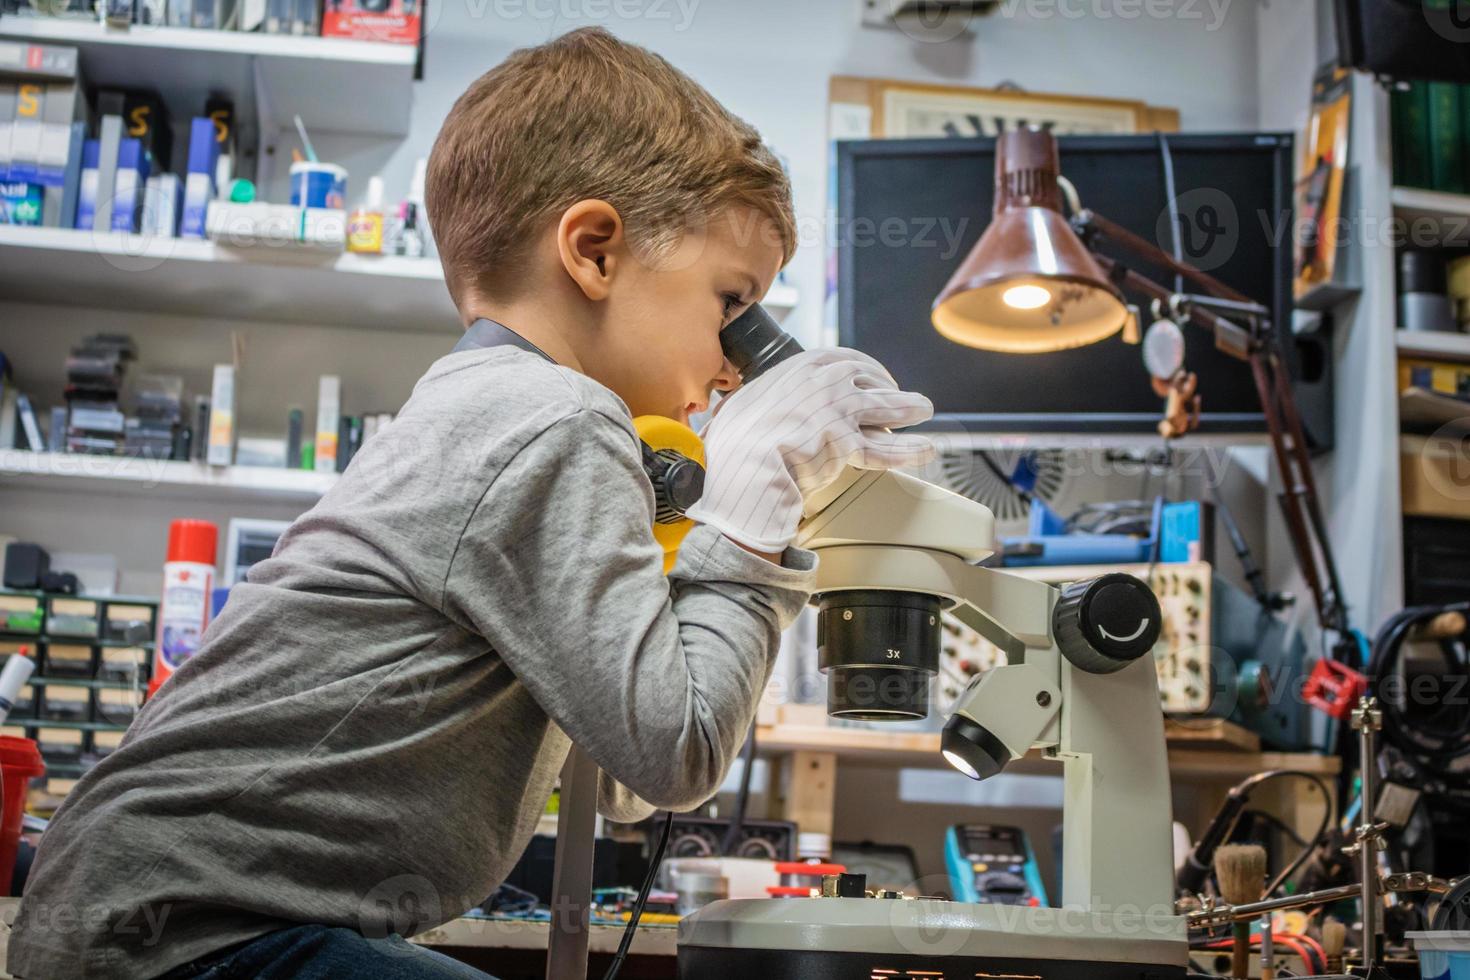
[{"xmin": 166, "ymin": 519, "xmax": 218, "ymax": 565}]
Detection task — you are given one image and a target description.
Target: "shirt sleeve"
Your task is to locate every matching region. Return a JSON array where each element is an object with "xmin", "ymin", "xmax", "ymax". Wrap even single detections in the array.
[
  {"xmin": 442, "ymin": 409, "xmax": 816, "ymax": 811},
  {"xmin": 598, "ymin": 771, "xmax": 657, "ymax": 824}
]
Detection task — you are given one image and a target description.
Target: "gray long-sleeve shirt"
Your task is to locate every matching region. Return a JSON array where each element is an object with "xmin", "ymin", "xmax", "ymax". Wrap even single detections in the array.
[{"xmin": 7, "ymin": 347, "xmax": 817, "ymax": 980}]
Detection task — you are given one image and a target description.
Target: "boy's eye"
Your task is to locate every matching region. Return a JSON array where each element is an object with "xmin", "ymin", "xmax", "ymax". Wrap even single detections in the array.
[{"xmin": 721, "ymin": 293, "xmax": 743, "ymax": 323}]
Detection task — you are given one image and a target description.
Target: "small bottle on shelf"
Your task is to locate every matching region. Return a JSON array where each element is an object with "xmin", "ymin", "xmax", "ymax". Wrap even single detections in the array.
[{"xmin": 347, "ymin": 176, "xmax": 386, "ymax": 256}]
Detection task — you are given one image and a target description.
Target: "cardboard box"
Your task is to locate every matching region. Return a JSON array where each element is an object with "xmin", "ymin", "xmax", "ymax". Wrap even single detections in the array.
[
  {"xmin": 0, "ymin": 82, "xmax": 15, "ymax": 181},
  {"xmin": 207, "ymin": 364, "xmax": 235, "ymax": 467},
  {"xmin": 9, "ymin": 81, "xmax": 43, "ymax": 184},
  {"xmin": 322, "ymin": 0, "xmax": 419, "ymax": 44},
  {"xmin": 314, "ymin": 375, "xmax": 340, "ymax": 474},
  {"xmin": 0, "ymin": 41, "xmax": 80, "ymax": 82},
  {"xmin": 1402, "ymin": 434, "xmax": 1470, "ymax": 520}
]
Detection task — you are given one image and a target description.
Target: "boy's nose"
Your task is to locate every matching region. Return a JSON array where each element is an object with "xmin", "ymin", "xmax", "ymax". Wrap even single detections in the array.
[{"xmin": 711, "ymin": 358, "xmax": 741, "ymax": 394}]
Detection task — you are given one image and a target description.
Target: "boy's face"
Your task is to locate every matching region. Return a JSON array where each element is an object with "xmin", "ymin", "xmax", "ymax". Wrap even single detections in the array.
[{"xmin": 585, "ymin": 206, "xmax": 785, "ymax": 424}]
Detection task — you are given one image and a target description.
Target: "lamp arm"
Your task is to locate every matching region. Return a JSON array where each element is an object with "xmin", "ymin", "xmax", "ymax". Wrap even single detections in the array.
[
  {"xmin": 1093, "ymin": 253, "xmax": 1256, "ymax": 360},
  {"xmin": 1075, "ymin": 207, "xmax": 1352, "ymax": 638},
  {"xmin": 1072, "ymin": 208, "xmax": 1254, "ymax": 307}
]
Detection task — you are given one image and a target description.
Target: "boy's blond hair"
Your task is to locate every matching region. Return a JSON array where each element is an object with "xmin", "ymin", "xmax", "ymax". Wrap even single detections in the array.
[{"xmin": 426, "ymin": 27, "xmax": 796, "ymax": 306}]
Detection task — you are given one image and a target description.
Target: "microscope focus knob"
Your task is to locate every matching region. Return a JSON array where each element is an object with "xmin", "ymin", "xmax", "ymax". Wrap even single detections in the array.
[{"xmin": 1053, "ymin": 573, "xmax": 1162, "ymax": 674}]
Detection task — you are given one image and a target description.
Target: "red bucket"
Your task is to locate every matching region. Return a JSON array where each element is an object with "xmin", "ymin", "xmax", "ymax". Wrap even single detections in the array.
[{"xmin": 0, "ymin": 737, "xmax": 44, "ymax": 895}]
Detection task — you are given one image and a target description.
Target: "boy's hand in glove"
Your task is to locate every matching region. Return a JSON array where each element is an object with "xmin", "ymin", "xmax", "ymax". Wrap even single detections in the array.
[{"xmin": 686, "ymin": 348, "xmax": 936, "ymax": 554}]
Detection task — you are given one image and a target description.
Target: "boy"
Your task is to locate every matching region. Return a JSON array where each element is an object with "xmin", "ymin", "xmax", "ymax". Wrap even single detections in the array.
[{"xmin": 7, "ymin": 27, "xmax": 933, "ymax": 980}]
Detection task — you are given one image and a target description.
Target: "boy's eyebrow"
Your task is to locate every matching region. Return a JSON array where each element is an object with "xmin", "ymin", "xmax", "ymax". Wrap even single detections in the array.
[{"xmin": 732, "ymin": 271, "xmax": 760, "ymax": 303}]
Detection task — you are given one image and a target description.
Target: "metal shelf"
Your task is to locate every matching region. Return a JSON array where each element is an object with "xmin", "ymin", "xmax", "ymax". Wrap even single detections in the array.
[
  {"xmin": 0, "ymin": 448, "xmax": 337, "ymax": 502},
  {"xmin": 1396, "ymin": 329, "xmax": 1470, "ymax": 363},
  {"xmin": 0, "ymin": 226, "xmax": 457, "ymax": 332},
  {"xmin": 1392, "ymin": 185, "xmax": 1470, "ymax": 246},
  {"xmin": 0, "ymin": 631, "xmax": 153, "ymax": 649},
  {"xmin": 0, "ymin": 227, "xmax": 801, "ymax": 331},
  {"xmin": 0, "ymin": 16, "xmax": 417, "ymax": 138},
  {"xmin": 27, "ymin": 675, "xmax": 145, "ymax": 690},
  {"xmin": 6, "ymin": 718, "xmax": 131, "ymax": 731}
]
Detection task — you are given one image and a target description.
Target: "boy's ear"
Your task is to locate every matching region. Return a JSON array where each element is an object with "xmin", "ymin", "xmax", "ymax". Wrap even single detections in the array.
[{"xmin": 557, "ymin": 199, "xmax": 624, "ymax": 302}]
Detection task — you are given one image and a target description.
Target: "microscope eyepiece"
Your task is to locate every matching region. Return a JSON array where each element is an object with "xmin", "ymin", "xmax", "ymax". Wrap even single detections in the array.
[{"xmin": 719, "ymin": 304, "xmax": 804, "ymax": 384}]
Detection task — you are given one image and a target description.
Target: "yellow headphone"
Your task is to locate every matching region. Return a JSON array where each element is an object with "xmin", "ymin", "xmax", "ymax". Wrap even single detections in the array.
[{"xmin": 634, "ymin": 415, "xmax": 705, "ymax": 574}]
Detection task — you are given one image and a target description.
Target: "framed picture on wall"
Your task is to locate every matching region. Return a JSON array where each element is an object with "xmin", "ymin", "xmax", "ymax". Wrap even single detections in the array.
[{"xmin": 829, "ymin": 76, "xmax": 1180, "ymax": 139}]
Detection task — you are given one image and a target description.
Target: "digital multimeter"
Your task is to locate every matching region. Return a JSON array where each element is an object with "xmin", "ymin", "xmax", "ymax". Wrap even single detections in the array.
[{"xmin": 944, "ymin": 824, "xmax": 1048, "ymax": 907}]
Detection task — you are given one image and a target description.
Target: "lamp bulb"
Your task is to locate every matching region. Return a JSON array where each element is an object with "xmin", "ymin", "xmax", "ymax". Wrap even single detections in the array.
[{"xmin": 1001, "ymin": 284, "xmax": 1052, "ymax": 310}]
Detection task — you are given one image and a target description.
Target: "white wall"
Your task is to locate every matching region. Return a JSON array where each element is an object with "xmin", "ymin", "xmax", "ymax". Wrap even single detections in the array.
[{"xmin": 1254, "ymin": 0, "xmax": 1405, "ymax": 632}]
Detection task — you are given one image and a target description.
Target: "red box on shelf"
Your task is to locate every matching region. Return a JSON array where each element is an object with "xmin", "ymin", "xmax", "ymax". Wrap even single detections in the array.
[{"xmin": 321, "ymin": 0, "xmax": 421, "ymax": 45}]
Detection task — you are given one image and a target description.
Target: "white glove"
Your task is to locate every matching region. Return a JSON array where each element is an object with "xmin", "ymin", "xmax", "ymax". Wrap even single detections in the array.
[{"xmin": 686, "ymin": 348, "xmax": 936, "ymax": 553}]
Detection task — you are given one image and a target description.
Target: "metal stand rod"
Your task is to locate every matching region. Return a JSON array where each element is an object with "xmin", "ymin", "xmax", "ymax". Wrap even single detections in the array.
[
  {"xmin": 546, "ymin": 746, "xmax": 600, "ymax": 980},
  {"xmin": 1187, "ymin": 883, "xmax": 1365, "ymax": 928},
  {"xmin": 1353, "ymin": 698, "xmax": 1384, "ymax": 972}
]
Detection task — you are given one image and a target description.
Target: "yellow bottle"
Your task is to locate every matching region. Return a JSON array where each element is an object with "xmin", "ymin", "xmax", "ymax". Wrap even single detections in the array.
[{"xmin": 347, "ymin": 176, "xmax": 385, "ymax": 255}]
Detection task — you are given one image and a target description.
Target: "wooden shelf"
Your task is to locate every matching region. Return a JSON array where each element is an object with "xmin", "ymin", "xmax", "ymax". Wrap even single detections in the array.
[
  {"xmin": 0, "ymin": 16, "xmax": 417, "ymax": 138},
  {"xmin": 0, "ymin": 449, "xmax": 337, "ymax": 502},
  {"xmin": 1392, "ymin": 186, "xmax": 1470, "ymax": 245},
  {"xmin": 1396, "ymin": 329, "xmax": 1470, "ymax": 363},
  {"xmin": 755, "ymin": 720, "xmax": 1337, "ymax": 783}
]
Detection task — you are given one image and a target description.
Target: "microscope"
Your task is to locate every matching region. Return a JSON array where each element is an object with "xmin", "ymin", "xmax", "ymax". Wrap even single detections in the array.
[{"xmin": 670, "ymin": 305, "xmax": 1190, "ymax": 978}]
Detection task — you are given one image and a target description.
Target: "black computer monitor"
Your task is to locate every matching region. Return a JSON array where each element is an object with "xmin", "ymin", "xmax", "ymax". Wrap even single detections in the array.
[{"xmin": 836, "ymin": 133, "xmax": 1330, "ymax": 441}]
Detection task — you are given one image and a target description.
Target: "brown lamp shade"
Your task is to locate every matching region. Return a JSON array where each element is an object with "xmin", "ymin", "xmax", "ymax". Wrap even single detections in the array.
[{"xmin": 932, "ymin": 128, "xmax": 1128, "ymax": 354}]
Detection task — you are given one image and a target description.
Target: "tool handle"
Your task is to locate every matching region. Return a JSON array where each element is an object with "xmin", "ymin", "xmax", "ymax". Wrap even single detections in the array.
[{"xmin": 1231, "ymin": 921, "xmax": 1251, "ymax": 979}]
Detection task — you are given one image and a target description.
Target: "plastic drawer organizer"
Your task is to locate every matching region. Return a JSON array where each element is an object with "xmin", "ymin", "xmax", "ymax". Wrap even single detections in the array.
[{"xmin": 0, "ymin": 590, "xmax": 157, "ymax": 792}]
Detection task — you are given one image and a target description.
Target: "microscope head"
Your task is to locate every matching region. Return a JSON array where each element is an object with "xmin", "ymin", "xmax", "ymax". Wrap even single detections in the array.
[{"xmin": 941, "ymin": 573, "xmax": 1162, "ymax": 781}]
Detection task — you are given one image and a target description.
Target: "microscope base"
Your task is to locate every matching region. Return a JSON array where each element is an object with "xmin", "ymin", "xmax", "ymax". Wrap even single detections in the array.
[{"xmin": 677, "ymin": 898, "xmax": 1188, "ymax": 980}]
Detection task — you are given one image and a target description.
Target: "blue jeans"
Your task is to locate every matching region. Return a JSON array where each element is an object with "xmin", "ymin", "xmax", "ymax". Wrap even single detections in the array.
[{"xmin": 154, "ymin": 924, "xmax": 497, "ymax": 980}]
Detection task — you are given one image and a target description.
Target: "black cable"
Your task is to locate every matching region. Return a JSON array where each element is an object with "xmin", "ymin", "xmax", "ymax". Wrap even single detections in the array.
[
  {"xmin": 1240, "ymin": 808, "xmax": 1309, "ymax": 849},
  {"xmin": 601, "ymin": 810, "xmax": 674, "ymax": 980},
  {"xmin": 720, "ymin": 723, "xmax": 757, "ymax": 856},
  {"xmin": 1209, "ymin": 485, "xmax": 1279, "ymax": 612},
  {"xmin": 1158, "ymin": 132, "xmax": 1185, "ymax": 296},
  {"xmin": 1180, "ymin": 769, "xmax": 1335, "ymax": 898},
  {"xmin": 1359, "ymin": 603, "xmax": 1470, "ymax": 854},
  {"xmin": 1249, "ymin": 771, "xmax": 1335, "ymax": 897}
]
